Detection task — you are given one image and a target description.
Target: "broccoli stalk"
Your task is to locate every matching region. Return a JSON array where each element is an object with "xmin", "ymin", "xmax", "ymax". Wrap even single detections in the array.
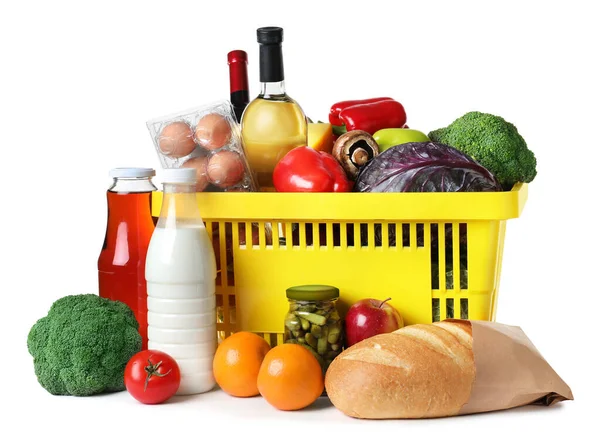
[
  {"xmin": 27, "ymin": 294, "xmax": 142, "ymax": 396},
  {"xmin": 428, "ymin": 111, "xmax": 537, "ymax": 190}
]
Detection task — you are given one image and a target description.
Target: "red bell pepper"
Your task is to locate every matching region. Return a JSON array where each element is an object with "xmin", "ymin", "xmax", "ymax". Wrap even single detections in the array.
[
  {"xmin": 329, "ymin": 98, "xmax": 407, "ymax": 135},
  {"xmin": 329, "ymin": 97, "xmax": 392, "ymax": 126},
  {"xmin": 273, "ymin": 146, "xmax": 352, "ymax": 192}
]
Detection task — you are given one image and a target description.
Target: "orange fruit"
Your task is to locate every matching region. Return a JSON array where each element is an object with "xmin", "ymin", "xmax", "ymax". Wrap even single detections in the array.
[
  {"xmin": 213, "ymin": 331, "xmax": 271, "ymax": 397},
  {"xmin": 257, "ymin": 343, "xmax": 324, "ymax": 410}
]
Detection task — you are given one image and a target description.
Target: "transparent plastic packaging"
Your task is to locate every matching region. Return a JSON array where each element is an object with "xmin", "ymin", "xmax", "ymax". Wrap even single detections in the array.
[{"xmin": 146, "ymin": 100, "xmax": 257, "ymax": 192}]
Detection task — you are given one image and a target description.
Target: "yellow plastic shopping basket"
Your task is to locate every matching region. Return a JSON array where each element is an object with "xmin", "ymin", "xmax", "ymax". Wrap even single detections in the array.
[{"xmin": 151, "ymin": 183, "xmax": 527, "ymax": 346}]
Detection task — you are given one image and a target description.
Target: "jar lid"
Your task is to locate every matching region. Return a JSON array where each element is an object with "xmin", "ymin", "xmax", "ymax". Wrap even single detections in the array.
[
  {"xmin": 286, "ymin": 285, "xmax": 339, "ymax": 301},
  {"xmin": 109, "ymin": 167, "xmax": 155, "ymax": 178}
]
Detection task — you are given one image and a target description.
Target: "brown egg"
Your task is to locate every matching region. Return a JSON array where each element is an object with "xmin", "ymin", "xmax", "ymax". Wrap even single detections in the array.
[
  {"xmin": 207, "ymin": 150, "xmax": 245, "ymax": 188},
  {"xmin": 194, "ymin": 113, "xmax": 232, "ymax": 150},
  {"xmin": 181, "ymin": 155, "xmax": 210, "ymax": 191},
  {"xmin": 158, "ymin": 121, "xmax": 197, "ymax": 158}
]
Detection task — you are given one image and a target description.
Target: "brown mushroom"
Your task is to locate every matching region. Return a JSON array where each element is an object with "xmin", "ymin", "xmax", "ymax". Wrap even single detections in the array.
[{"xmin": 332, "ymin": 130, "xmax": 380, "ymax": 179}]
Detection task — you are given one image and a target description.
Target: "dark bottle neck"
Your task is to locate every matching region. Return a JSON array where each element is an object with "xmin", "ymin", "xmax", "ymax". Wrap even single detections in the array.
[
  {"xmin": 229, "ymin": 60, "xmax": 249, "ymax": 121},
  {"xmin": 229, "ymin": 59, "xmax": 249, "ymax": 94},
  {"xmin": 230, "ymin": 90, "xmax": 249, "ymax": 122},
  {"xmin": 228, "ymin": 50, "xmax": 250, "ymax": 121},
  {"xmin": 259, "ymin": 43, "xmax": 284, "ymax": 83}
]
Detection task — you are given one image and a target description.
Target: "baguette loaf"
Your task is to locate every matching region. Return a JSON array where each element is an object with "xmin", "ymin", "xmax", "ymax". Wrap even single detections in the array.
[{"xmin": 324, "ymin": 320, "xmax": 475, "ymax": 419}]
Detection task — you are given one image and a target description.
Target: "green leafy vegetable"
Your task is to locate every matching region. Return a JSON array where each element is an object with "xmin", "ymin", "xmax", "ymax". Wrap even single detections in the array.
[
  {"xmin": 428, "ymin": 111, "xmax": 537, "ymax": 190},
  {"xmin": 27, "ymin": 294, "xmax": 142, "ymax": 396}
]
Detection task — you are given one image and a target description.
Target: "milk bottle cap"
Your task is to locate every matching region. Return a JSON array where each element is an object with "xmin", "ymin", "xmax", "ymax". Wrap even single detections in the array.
[{"xmin": 162, "ymin": 168, "xmax": 198, "ymax": 184}]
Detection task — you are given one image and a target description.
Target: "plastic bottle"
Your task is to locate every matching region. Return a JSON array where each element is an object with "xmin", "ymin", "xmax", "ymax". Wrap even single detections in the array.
[
  {"xmin": 98, "ymin": 167, "xmax": 157, "ymax": 349},
  {"xmin": 145, "ymin": 168, "xmax": 217, "ymax": 395}
]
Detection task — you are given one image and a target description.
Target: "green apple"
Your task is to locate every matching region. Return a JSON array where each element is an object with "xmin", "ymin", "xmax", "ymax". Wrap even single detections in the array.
[{"xmin": 373, "ymin": 128, "xmax": 430, "ymax": 152}]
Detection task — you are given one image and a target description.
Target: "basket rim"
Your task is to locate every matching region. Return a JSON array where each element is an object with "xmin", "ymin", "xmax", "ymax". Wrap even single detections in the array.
[{"xmin": 151, "ymin": 183, "xmax": 528, "ymax": 221}]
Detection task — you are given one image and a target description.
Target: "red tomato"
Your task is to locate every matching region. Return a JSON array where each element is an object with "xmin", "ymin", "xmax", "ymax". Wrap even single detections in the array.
[{"xmin": 124, "ymin": 350, "xmax": 181, "ymax": 404}]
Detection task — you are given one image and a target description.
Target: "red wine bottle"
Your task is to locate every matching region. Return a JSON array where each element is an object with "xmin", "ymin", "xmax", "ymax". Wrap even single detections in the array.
[{"xmin": 227, "ymin": 50, "xmax": 250, "ymax": 122}]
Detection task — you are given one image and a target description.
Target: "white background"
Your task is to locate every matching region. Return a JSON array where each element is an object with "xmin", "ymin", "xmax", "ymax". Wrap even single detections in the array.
[{"xmin": 2, "ymin": 0, "xmax": 597, "ymax": 439}]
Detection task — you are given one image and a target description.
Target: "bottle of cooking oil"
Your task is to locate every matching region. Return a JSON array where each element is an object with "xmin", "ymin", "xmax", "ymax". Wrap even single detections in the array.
[{"xmin": 241, "ymin": 27, "xmax": 308, "ymax": 191}]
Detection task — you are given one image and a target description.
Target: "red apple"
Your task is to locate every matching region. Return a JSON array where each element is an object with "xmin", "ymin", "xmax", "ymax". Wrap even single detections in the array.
[{"xmin": 345, "ymin": 298, "xmax": 404, "ymax": 347}]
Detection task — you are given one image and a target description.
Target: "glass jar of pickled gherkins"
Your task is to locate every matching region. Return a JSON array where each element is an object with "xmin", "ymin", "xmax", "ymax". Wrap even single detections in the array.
[{"xmin": 284, "ymin": 285, "xmax": 343, "ymax": 373}]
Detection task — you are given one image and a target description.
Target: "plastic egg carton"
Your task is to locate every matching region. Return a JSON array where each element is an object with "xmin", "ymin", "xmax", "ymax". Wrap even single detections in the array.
[{"xmin": 146, "ymin": 100, "xmax": 257, "ymax": 192}]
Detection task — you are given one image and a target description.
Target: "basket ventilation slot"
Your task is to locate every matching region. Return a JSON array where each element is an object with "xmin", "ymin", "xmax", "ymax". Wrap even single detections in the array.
[
  {"xmin": 430, "ymin": 223, "xmax": 469, "ymax": 290},
  {"xmin": 431, "ymin": 298, "xmax": 469, "ymax": 322},
  {"xmin": 431, "ymin": 222, "xmax": 470, "ymax": 322}
]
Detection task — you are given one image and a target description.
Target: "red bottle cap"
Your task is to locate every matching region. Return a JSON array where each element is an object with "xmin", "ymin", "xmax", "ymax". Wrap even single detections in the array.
[{"xmin": 228, "ymin": 50, "xmax": 247, "ymax": 64}]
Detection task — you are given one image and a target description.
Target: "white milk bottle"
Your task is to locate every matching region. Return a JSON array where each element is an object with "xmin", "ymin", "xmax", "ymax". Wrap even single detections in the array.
[{"xmin": 145, "ymin": 168, "xmax": 217, "ymax": 395}]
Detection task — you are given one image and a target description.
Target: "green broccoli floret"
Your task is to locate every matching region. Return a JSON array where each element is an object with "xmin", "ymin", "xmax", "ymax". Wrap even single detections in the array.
[
  {"xmin": 27, "ymin": 294, "xmax": 142, "ymax": 396},
  {"xmin": 428, "ymin": 111, "xmax": 537, "ymax": 190}
]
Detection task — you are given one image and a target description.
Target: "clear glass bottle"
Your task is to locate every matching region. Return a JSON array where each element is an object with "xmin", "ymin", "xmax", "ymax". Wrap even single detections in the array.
[
  {"xmin": 98, "ymin": 168, "xmax": 157, "ymax": 350},
  {"xmin": 145, "ymin": 168, "xmax": 217, "ymax": 395},
  {"xmin": 241, "ymin": 26, "xmax": 308, "ymax": 191},
  {"xmin": 284, "ymin": 285, "xmax": 343, "ymax": 373}
]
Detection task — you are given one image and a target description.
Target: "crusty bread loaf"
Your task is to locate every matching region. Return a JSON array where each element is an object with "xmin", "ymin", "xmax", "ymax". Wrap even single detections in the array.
[{"xmin": 324, "ymin": 320, "xmax": 475, "ymax": 419}]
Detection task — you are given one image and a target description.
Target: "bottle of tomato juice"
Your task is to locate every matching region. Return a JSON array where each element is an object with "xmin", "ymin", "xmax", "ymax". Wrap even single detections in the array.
[{"xmin": 98, "ymin": 168, "xmax": 157, "ymax": 349}]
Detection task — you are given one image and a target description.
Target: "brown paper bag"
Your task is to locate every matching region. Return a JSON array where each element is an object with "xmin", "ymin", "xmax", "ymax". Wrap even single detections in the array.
[
  {"xmin": 458, "ymin": 320, "xmax": 573, "ymax": 414},
  {"xmin": 324, "ymin": 319, "xmax": 573, "ymax": 419}
]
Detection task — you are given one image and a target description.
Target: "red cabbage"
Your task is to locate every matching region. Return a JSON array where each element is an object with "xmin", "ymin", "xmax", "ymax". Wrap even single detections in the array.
[{"xmin": 354, "ymin": 142, "xmax": 502, "ymax": 193}]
